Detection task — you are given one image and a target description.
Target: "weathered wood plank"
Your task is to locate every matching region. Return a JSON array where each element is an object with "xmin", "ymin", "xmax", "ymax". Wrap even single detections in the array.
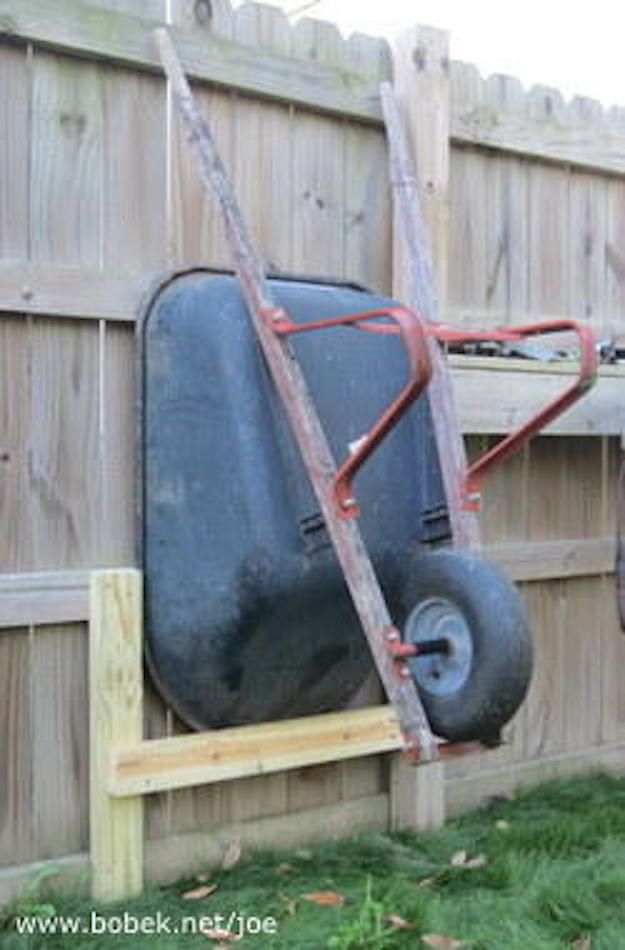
[
  {"xmin": 169, "ymin": 87, "xmax": 234, "ymax": 267},
  {"xmin": 100, "ymin": 322, "xmax": 135, "ymax": 565},
  {"xmin": 27, "ymin": 319, "xmax": 101, "ymax": 570},
  {"xmin": 31, "ymin": 624, "xmax": 89, "ymax": 857},
  {"xmin": 30, "ymin": 50, "xmax": 103, "ymax": 267},
  {"xmin": 0, "ymin": 0, "xmax": 386, "ymax": 124},
  {"xmin": 111, "ymin": 706, "xmax": 403, "ymax": 797},
  {"xmin": 0, "ymin": 632, "xmax": 35, "ymax": 865},
  {"xmin": 4, "ymin": 4, "xmax": 625, "ymax": 177},
  {"xmin": 0, "ymin": 43, "xmax": 29, "ymax": 262},
  {"xmin": 446, "ymin": 735, "xmax": 625, "ymax": 817},
  {"xmin": 450, "ymin": 359, "xmax": 625, "ymax": 437},
  {"xmin": 386, "ymin": 29, "xmax": 463, "ymax": 829},
  {"xmin": 0, "ymin": 317, "xmax": 30, "ymax": 572},
  {"xmin": 488, "ymin": 536, "xmax": 615, "ymax": 582},
  {"xmin": 102, "ymin": 67, "xmax": 167, "ymax": 272},
  {"xmin": 451, "ymin": 94, "xmax": 625, "ymax": 178},
  {"xmin": 343, "ymin": 121, "xmax": 391, "ymax": 294},
  {"xmin": 90, "ymin": 569, "xmax": 143, "ymax": 900},
  {"xmin": 0, "ymin": 263, "xmax": 146, "ymax": 321},
  {"xmin": 0, "ymin": 570, "xmax": 89, "ymax": 628}
]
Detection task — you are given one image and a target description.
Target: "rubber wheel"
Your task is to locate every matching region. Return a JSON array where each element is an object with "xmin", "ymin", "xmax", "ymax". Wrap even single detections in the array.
[{"xmin": 402, "ymin": 548, "xmax": 533, "ymax": 743}]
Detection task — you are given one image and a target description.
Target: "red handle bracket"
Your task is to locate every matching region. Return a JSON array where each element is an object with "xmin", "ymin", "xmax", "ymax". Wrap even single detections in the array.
[
  {"xmin": 265, "ymin": 306, "xmax": 432, "ymax": 519},
  {"xmin": 432, "ymin": 319, "xmax": 598, "ymax": 508}
]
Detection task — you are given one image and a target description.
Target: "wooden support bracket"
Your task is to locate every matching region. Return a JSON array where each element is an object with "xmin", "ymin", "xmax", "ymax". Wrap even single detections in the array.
[
  {"xmin": 110, "ymin": 705, "xmax": 404, "ymax": 798},
  {"xmin": 88, "ymin": 570, "xmax": 412, "ymax": 899}
]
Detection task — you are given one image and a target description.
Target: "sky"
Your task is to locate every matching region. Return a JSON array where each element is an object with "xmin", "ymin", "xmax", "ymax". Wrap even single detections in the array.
[{"xmin": 271, "ymin": 0, "xmax": 625, "ymax": 110}]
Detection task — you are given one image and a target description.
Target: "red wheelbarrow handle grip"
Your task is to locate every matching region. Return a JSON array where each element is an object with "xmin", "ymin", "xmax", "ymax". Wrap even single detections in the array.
[
  {"xmin": 438, "ymin": 319, "xmax": 598, "ymax": 508},
  {"xmin": 266, "ymin": 305, "xmax": 432, "ymax": 519}
]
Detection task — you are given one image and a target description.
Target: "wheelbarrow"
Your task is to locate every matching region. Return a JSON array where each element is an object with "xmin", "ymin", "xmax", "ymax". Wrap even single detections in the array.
[{"xmin": 144, "ymin": 30, "xmax": 598, "ymax": 762}]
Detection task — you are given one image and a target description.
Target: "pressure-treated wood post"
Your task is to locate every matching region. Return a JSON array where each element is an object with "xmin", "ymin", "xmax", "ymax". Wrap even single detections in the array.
[
  {"xmin": 388, "ymin": 25, "xmax": 453, "ymax": 832},
  {"xmin": 90, "ymin": 569, "xmax": 144, "ymax": 900}
]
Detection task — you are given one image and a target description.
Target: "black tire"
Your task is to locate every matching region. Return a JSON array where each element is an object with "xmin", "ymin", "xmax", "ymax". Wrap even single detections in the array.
[{"xmin": 402, "ymin": 548, "xmax": 533, "ymax": 743}]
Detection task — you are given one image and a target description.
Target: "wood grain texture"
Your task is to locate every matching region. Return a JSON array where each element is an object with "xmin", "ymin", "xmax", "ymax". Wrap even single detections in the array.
[
  {"xmin": 102, "ymin": 67, "xmax": 167, "ymax": 272},
  {"xmin": 30, "ymin": 51, "xmax": 103, "ymax": 267},
  {"xmin": 112, "ymin": 706, "xmax": 403, "ymax": 798},
  {"xmin": 27, "ymin": 319, "xmax": 100, "ymax": 570},
  {"xmin": 90, "ymin": 570, "xmax": 143, "ymax": 900},
  {"xmin": 0, "ymin": 632, "xmax": 34, "ymax": 866},
  {"xmin": 31, "ymin": 624, "xmax": 89, "ymax": 857},
  {"xmin": 0, "ymin": 570, "xmax": 89, "ymax": 627},
  {"xmin": 100, "ymin": 322, "xmax": 135, "ymax": 566},
  {"xmin": 0, "ymin": 317, "xmax": 30, "ymax": 572},
  {"xmin": 0, "ymin": 44, "xmax": 29, "ymax": 262},
  {"xmin": 4, "ymin": 4, "xmax": 625, "ymax": 175},
  {"xmin": 0, "ymin": 0, "xmax": 384, "ymax": 123},
  {"xmin": 386, "ymin": 27, "xmax": 459, "ymax": 827},
  {"xmin": 385, "ymin": 41, "xmax": 480, "ymax": 552},
  {"xmin": 450, "ymin": 62, "xmax": 625, "ymax": 176}
]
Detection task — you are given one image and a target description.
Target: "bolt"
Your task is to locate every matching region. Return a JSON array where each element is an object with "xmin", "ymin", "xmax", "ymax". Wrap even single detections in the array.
[{"xmin": 341, "ymin": 498, "xmax": 358, "ymax": 510}]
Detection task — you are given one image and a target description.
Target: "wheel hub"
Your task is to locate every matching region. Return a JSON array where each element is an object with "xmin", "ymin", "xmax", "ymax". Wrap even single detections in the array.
[{"xmin": 404, "ymin": 597, "xmax": 473, "ymax": 696}]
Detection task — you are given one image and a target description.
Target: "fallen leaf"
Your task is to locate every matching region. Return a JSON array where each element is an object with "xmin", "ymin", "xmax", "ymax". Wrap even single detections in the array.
[
  {"xmin": 571, "ymin": 938, "xmax": 591, "ymax": 950},
  {"xmin": 465, "ymin": 854, "xmax": 487, "ymax": 869},
  {"xmin": 221, "ymin": 840, "xmax": 242, "ymax": 870},
  {"xmin": 386, "ymin": 914, "xmax": 412, "ymax": 930},
  {"xmin": 450, "ymin": 850, "xmax": 467, "ymax": 867},
  {"xmin": 301, "ymin": 891, "xmax": 345, "ymax": 907},
  {"xmin": 182, "ymin": 883, "xmax": 218, "ymax": 900},
  {"xmin": 276, "ymin": 862, "xmax": 294, "ymax": 875},
  {"xmin": 421, "ymin": 935, "xmax": 466, "ymax": 949},
  {"xmin": 495, "ymin": 819, "xmax": 510, "ymax": 831}
]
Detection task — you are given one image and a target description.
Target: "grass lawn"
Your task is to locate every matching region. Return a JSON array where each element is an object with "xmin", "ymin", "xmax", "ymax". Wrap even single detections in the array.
[{"xmin": 3, "ymin": 774, "xmax": 625, "ymax": 948}]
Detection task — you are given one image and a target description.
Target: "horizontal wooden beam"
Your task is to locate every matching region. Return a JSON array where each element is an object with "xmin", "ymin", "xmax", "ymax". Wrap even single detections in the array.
[
  {"xmin": 0, "ymin": 570, "xmax": 89, "ymax": 628},
  {"xmin": 2, "ymin": 3, "xmax": 624, "ymax": 176},
  {"xmin": 0, "ymin": 537, "xmax": 616, "ymax": 629},
  {"xmin": 110, "ymin": 705, "xmax": 403, "ymax": 797},
  {"xmin": 451, "ymin": 113, "xmax": 625, "ymax": 179},
  {"xmin": 0, "ymin": 0, "xmax": 384, "ymax": 124},
  {"xmin": 450, "ymin": 356, "xmax": 625, "ymax": 437},
  {"xmin": 0, "ymin": 262, "xmax": 148, "ymax": 322},
  {"xmin": 487, "ymin": 537, "xmax": 615, "ymax": 583},
  {"xmin": 446, "ymin": 739, "xmax": 625, "ymax": 817}
]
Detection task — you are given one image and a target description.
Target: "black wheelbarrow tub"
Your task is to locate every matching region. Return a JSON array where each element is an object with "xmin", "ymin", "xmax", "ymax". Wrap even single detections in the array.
[{"xmin": 139, "ymin": 270, "xmax": 449, "ymax": 730}]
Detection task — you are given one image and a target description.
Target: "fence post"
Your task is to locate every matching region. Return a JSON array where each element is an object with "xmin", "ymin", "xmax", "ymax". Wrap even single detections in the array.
[
  {"xmin": 389, "ymin": 25, "xmax": 451, "ymax": 832},
  {"xmin": 90, "ymin": 569, "xmax": 144, "ymax": 900}
]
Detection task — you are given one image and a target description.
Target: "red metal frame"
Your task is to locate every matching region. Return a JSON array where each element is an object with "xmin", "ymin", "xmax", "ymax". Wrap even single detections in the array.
[
  {"xmin": 267, "ymin": 305, "xmax": 433, "ymax": 518},
  {"xmin": 267, "ymin": 306, "xmax": 597, "ymax": 521},
  {"xmin": 434, "ymin": 319, "xmax": 598, "ymax": 509}
]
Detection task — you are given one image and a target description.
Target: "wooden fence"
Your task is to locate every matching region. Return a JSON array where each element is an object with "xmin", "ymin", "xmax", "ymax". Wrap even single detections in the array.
[{"xmin": 1, "ymin": 0, "xmax": 625, "ymax": 899}]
